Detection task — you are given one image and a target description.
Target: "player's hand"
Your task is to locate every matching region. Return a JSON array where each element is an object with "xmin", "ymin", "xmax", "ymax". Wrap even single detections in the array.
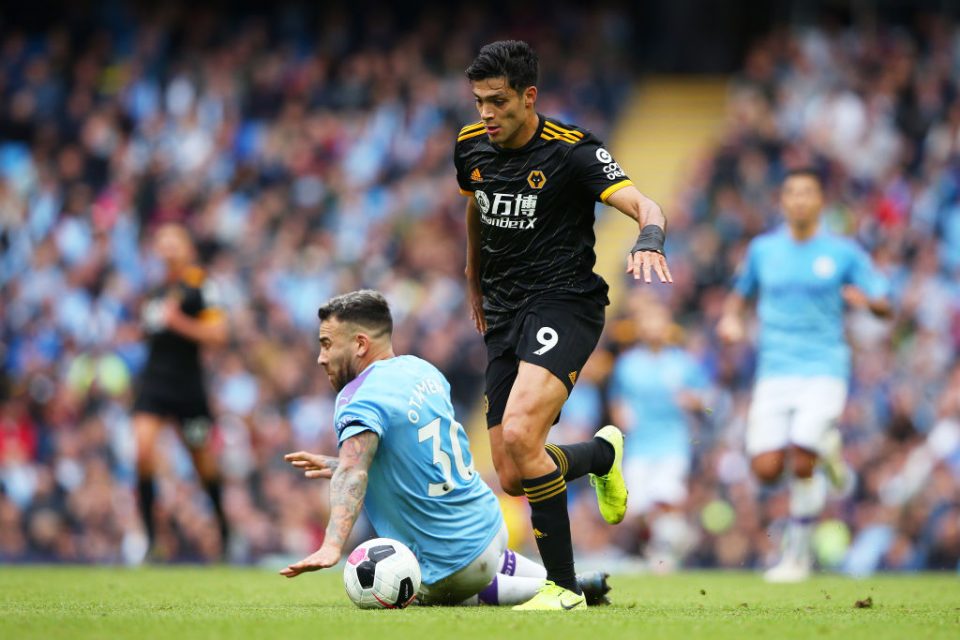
[
  {"xmin": 841, "ymin": 285, "xmax": 869, "ymax": 309},
  {"xmin": 717, "ymin": 314, "xmax": 743, "ymax": 343},
  {"xmin": 466, "ymin": 279, "xmax": 487, "ymax": 334},
  {"xmin": 280, "ymin": 545, "xmax": 341, "ymax": 578},
  {"xmin": 717, "ymin": 314, "xmax": 744, "ymax": 344},
  {"xmin": 676, "ymin": 390, "xmax": 703, "ymax": 412},
  {"xmin": 142, "ymin": 298, "xmax": 168, "ymax": 333},
  {"xmin": 284, "ymin": 451, "xmax": 336, "ymax": 479},
  {"xmin": 626, "ymin": 250, "xmax": 673, "ymax": 284},
  {"xmin": 162, "ymin": 297, "xmax": 185, "ymax": 329}
]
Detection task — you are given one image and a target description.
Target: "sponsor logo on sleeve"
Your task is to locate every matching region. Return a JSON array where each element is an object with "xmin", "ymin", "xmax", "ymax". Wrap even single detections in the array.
[{"xmin": 596, "ymin": 147, "xmax": 626, "ymax": 180}]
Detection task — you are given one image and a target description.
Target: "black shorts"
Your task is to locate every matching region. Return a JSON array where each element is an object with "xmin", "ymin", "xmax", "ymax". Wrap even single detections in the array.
[
  {"xmin": 483, "ymin": 296, "xmax": 605, "ymax": 428},
  {"xmin": 132, "ymin": 383, "xmax": 214, "ymax": 448}
]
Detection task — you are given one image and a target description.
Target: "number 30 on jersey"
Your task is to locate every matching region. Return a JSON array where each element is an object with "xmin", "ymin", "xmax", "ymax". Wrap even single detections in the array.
[{"xmin": 417, "ymin": 417, "xmax": 475, "ymax": 496}]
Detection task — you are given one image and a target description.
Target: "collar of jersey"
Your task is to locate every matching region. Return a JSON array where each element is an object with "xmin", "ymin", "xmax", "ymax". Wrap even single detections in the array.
[
  {"xmin": 489, "ymin": 114, "xmax": 547, "ymax": 155},
  {"xmin": 778, "ymin": 222, "xmax": 826, "ymax": 245}
]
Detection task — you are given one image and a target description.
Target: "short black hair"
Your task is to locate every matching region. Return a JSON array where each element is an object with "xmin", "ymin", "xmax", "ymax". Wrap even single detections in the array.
[
  {"xmin": 317, "ymin": 290, "xmax": 393, "ymax": 336},
  {"xmin": 784, "ymin": 167, "xmax": 824, "ymax": 189},
  {"xmin": 465, "ymin": 40, "xmax": 539, "ymax": 93}
]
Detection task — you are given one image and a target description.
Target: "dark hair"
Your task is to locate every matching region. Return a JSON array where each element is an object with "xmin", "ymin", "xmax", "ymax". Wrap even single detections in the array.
[
  {"xmin": 784, "ymin": 167, "xmax": 824, "ymax": 189},
  {"xmin": 317, "ymin": 290, "xmax": 393, "ymax": 336},
  {"xmin": 465, "ymin": 40, "xmax": 539, "ymax": 93}
]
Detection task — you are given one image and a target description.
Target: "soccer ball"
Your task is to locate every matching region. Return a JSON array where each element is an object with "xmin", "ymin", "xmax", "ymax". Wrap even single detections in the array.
[{"xmin": 343, "ymin": 538, "xmax": 421, "ymax": 609}]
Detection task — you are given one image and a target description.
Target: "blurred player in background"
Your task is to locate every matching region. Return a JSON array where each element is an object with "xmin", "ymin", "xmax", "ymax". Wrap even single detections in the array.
[
  {"xmin": 279, "ymin": 291, "xmax": 610, "ymax": 607},
  {"xmin": 132, "ymin": 223, "xmax": 229, "ymax": 560},
  {"xmin": 455, "ymin": 39, "xmax": 671, "ymax": 610},
  {"xmin": 609, "ymin": 301, "xmax": 709, "ymax": 572},
  {"xmin": 718, "ymin": 168, "xmax": 891, "ymax": 582}
]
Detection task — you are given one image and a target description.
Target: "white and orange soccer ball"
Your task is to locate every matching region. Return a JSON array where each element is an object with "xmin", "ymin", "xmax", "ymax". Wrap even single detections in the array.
[{"xmin": 343, "ymin": 538, "xmax": 421, "ymax": 609}]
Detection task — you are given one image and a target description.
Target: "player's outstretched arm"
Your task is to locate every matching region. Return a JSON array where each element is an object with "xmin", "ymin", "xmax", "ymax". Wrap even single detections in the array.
[
  {"xmin": 284, "ymin": 450, "xmax": 339, "ymax": 479},
  {"xmin": 280, "ymin": 431, "xmax": 380, "ymax": 578},
  {"xmin": 605, "ymin": 186, "xmax": 673, "ymax": 284},
  {"xmin": 163, "ymin": 299, "xmax": 229, "ymax": 346},
  {"xmin": 717, "ymin": 293, "xmax": 747, "ymax": 344},
  {"xmin": 841, "ymin": 285, "xmax": 893, "ymax": 319}
]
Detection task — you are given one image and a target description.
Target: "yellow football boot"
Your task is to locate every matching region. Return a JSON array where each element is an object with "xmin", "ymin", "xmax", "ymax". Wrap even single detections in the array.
[
  {"xmin": 512, "ymin": 581, "xmax": 587, "ymax": 611},
  {"xmin": 589, "ymin": 425, "xmax": 628, "ymax": 524}
]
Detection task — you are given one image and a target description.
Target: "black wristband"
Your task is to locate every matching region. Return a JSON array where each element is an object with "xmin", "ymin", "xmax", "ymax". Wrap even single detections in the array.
[{"xmin": 630, "ymin": 225, "xmax": 665, "ymax": 256}]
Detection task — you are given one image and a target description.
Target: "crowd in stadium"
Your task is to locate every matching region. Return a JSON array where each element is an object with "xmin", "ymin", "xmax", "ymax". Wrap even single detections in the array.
[{"xmin": 1, "ymin": 5, "xmax": 958, "ymax": 573}]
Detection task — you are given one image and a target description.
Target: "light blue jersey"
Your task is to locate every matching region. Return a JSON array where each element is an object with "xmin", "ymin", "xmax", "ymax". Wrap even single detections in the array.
[
  {"xmin": 734, "ymin": 226, "xmax": 888, "ymax": 380},
  {"xmin": 608, "ymin": 346, "xmax": 708, "ymax": 459},
  {"xmin": 334, "ymin": 355, "xmax": 502, "ymax": 585}
]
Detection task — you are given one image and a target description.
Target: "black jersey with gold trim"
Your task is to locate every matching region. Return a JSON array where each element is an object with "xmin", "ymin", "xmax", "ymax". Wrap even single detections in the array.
[
  {"xmin": 454, "ymin": 115, "xmax": 634, "ymax": 329},
  {"xmin": 139, "ymin": 266, "xmax": 222, "ymax": 393}
]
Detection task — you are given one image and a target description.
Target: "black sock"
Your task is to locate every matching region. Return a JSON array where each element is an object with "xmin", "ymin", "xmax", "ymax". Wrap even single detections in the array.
[
  {"xmin": 137, "ymin": 477, "xmax": 155, "ymax": 544},
  {"xmin": 545, "ymin": 437, "xmax": 615, "ymax": 481},
  {"xmin": 522, "ymin": 468, "xmax": 580, "ymax": 594},
  {"xmin": 203, "ymin": 479, "xmax": 229, "ymax": 546}
]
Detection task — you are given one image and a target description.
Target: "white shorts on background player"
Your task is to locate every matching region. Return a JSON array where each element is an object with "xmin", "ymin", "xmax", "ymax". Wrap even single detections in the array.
[
  {"xmin": 624, "ymin": 456, "xmax": 690, "ymax": 516},
  {"xmin": 746, "ymin": 376, "xmax": 848, "ymax": 457},
  {"xmin": 417, "ymin": 523, "xmax": 508, "ymax": 605}
]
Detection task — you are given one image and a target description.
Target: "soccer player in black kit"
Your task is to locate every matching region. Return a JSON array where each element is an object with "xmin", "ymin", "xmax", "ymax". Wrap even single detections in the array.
[
  {"xmin": 455, "ymin": 41, "xmax": 672, "ymax": 610},
  {"xmin": 132, "ymin": 223, "xmax": 229, "ymax": 560}
]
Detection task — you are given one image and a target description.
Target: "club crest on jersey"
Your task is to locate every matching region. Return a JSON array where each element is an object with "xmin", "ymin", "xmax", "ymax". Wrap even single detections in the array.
[
  {"xmin": 527, "ymin": 170, "xmax": 547, "ymax": 189},
  {"xmin": 813, "ymin": 256, "xmax": 836, "ymax": 278}
]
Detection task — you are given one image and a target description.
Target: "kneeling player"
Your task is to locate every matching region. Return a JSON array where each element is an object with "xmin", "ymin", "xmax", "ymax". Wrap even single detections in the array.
[{"xmin": 280, "ymin": 290, "xmax": 609, "ymax": 606}]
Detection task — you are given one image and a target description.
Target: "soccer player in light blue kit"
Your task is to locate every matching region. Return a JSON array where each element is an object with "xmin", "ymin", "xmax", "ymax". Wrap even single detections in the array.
[
  {"xmin": 718, "ymin": 168, "xmax": 891, "ymax": 582},
  {"xmin": 279, "ymin": 290, "xmax": 609, "ymax": 606},
  {"xmin": 609, "ymin": 301, "xmax": 709, "ymax": 571}
]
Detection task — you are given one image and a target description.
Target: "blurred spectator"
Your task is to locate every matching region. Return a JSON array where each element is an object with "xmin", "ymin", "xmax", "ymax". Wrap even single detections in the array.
[{"xmin": 608, "ymin": 299, "xmax": 710, "ymax": 571}]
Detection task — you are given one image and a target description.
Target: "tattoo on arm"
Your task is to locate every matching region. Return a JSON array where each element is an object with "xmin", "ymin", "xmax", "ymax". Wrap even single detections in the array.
[
  {"xmin": 320, "ymin": 455, "xmax": 339, "ymax": 472},
  {"xmin": 324, "ymin": 431, "xmax": 379, "ymax": 549}
]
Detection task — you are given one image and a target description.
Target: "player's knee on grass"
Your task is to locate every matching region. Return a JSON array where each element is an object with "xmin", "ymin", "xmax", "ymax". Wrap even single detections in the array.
[
  {"xmin": 791, "ymin": 447, "xmax": 818, "ymax": 479},
  {"xmin": 751, "ymin": 451, "xmax": 785, "ymax": 484}
]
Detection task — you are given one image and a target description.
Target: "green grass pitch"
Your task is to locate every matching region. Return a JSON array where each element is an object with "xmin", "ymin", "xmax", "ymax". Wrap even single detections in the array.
[{"xmin": 1, "ymin": 567, "xmax": 958, "ymax": 640}]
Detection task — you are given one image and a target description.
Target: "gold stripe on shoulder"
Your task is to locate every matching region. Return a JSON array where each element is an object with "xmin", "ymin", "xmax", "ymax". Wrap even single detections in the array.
[
  {"xmin": 457, "ymin": 128, "xmax": 487, "ymax": 142},
  {"xmin": 540, "ymin": 120, "xmax": 582, "ymax": 144},
  {"xmin": 458, "ymin": 121, "xmax": 484, "ymax": 135},
  {"xmin": 600, "ymin": 179, "xmax": 634, "ymax": 203},
  {"xmin": 181, "ymin": 266, "xmax": 206, "ymax": 288},
  {"xmin": 540, "ymin": 129, "xmax": 579, "ymax": 144},
  {"xmin": 543, "ymin": 120, "xmax": 583, "ymax": 138},
  {"xmin": 199, "ymin": 308, "xmax": 225, "ymax": 323}
]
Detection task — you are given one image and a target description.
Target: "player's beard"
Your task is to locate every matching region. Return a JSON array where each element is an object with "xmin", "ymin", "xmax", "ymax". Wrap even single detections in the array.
[{"xmin": 327, "ymin": 360, "xmax": 358, "ymax": 393}]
